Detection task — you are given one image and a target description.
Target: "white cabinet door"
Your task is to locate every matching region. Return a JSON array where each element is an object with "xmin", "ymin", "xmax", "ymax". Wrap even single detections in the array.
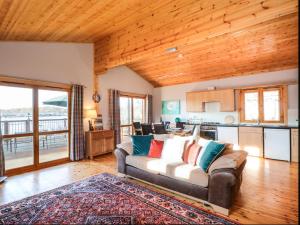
[
  {"xmin": 217, "ymin": 126, "xmax": 239, "ymax": 146},
  {"xmin": 264, "ymin": 128, "xmax": 290, "ymax": 161}
]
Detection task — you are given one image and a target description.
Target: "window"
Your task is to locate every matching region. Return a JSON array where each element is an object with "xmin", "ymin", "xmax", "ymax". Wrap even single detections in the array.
[
  {"xmin": 240, "ymin": 86, "xmax": 286, "ymax": 123},
  {"xmin": 0, "ymin": 82, "xmax": 70, "ymax": 173},
  {"xmin": 120, "ymin": 94, "xmax": 145, "ymax": 142}
]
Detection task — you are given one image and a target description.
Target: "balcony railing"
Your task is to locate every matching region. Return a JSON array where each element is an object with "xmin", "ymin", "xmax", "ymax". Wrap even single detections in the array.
[
  {"xmin": 1, "ymin": 118, "xmax": 68, "ymax": 135},
  {"xmin": 1, "ymin": 118, "xmax": 68, "ymax": 153}
]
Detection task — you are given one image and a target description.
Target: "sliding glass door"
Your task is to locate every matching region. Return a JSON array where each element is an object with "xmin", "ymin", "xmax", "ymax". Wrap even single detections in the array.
[
  {"xmin": 120, "ymin": 95, "xmax": 145, "ymax": 142},
  {"xmin": 38, "ymin": 89, "xmax": 69, "ymax": 163},
  {"xmin": 0, "ymin": 84, "xmax": 70, "ymax": 173},
  {"xmin": 0, "ymin": 86, "xmax": 34, "ymax": 170}
]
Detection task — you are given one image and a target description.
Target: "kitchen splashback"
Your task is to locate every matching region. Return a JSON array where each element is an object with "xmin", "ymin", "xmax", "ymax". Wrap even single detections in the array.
[{"xmin": 161, "ymin": 102, "xmax": 239, "ymax": 123}]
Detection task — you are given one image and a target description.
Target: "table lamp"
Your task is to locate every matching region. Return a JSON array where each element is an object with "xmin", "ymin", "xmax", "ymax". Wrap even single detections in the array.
[{"xmin": 84, "ymin": 109, "xmax": 97, "ymax": 131}]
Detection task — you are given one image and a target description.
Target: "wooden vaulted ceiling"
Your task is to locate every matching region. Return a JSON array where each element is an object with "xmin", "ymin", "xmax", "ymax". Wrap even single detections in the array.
[{"xmin": 0, "ymin": 0, "xmax": 298, "ymax": 87}]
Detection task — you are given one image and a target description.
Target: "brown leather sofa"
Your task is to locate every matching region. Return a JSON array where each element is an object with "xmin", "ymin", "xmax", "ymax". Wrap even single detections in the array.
[{"xmin": 114, "ymin": 147, "xmax": 247, "ymax": 215}]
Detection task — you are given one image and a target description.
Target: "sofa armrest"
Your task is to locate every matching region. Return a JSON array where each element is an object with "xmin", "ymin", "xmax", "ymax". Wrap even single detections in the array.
[
  {"xmin": 208, "ymin": 150, "xmax": 248, "ymax": 175},
  {"xmin": 208, "ymin": 160, "xmax": 246, "ymax": 209},
  {"xmin": 114, "ymin": 148, "xmax": 129, "ymax": 174}
]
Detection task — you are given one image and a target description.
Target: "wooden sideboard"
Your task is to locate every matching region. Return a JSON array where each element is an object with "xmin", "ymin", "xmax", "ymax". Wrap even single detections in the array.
[{"xmin": 85, "ymin": 130, "xmax": 115, "ymax": 159}]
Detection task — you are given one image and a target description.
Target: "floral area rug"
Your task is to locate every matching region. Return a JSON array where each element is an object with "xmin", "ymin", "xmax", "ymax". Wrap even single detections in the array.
[{"xmin": 0, "ymin": 173, "xmax": 238, "ymax": 224}]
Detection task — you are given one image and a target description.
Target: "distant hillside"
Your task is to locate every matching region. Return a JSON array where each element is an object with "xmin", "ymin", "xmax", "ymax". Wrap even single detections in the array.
[{"xmin": 0, "ymin": 106, "xmax": 67, "ymax": 118}]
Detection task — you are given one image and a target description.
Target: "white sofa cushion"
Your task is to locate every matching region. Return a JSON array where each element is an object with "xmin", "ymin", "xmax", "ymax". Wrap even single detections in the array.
[
  {"xmin": 161, "ymin": 137, "xmax": 187, "ymax": 162},
  {"xmin": 166, "ymin": 163, "xmax": 209, "ymax": 187},
  {"xmin": 126, "ymin": 155, "xmax": 183, "ymax": 175},
  {"xmin": 126, "ymin": 155, "xmax": 208, "ymax": 187}
]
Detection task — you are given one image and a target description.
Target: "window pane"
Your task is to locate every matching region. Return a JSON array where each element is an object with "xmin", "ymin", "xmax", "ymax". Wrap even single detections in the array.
[
  {"xmin": 39, "ymin": 90, "xmax": 68, "ymax": 132},
  {"xmin": 263, "ymin": 90, "xmax": 280, "ymax": 121},
  {"xmin": 120, "ymin": 97, "xmax": 132, "ymax": 125},
  {"xmin": 244, "ymin": 92, "xmax": 259, "ymax": 121},
  {"xmin": 133, "ymin": 98, "xmax": 144, "ymax": 123},
  {"xmin": 0, "ymin": 86, "xmax": 33, "ymax": 135},
  {"xmin": 121, "ymin": 126, "xmax": 132, "ymax": 143},
  {"xmin": 39, "ymin": 90, "xmax": 69, "ymax": 163},
  {"xmin": 2, "ymin": 136, "xmax": 34, "ymax": 170},
  {"xmin": 0, "ymin": 85, "xmax": 34, "ymax": 170},
  {"xmin": 39, "ymin": 133, "xmax": 69, "ymax": 163}
]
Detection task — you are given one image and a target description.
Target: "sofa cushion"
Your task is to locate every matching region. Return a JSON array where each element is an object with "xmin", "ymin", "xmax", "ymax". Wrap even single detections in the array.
[
  {"xmin": 132, "ymin": 135, "xmax": 154, "ymax": 156},
  {"xmin": 116, "ymin": 141, "xmax": 133, "ymax": 155},
  {"xmin": 161, "ymin": 137, "xmax": 187, "ymax": 162},
  {"xmin": 148, "ymin": 140, "xmax": 164, "ymax": 158},
  {"xmin": 126, "ymin": 155, "xmax": 183, "ymax": 175},
  {"xmin": 208, "ymin": 150, "xmax": 248, "ymax": 174},
  {"xmin": 195, "ymin": 140, "xmax": 211, "ymax": 166},
  {"xmin": 199, "ymin": 141, "xmax": 226, "ymax": 172},
  {"xmin": 183, "ymin": 141, "xmax": 201, "ymax": 165},
  {"xmin": 166, "ymin": 163, "xmax": 209, "ymax": 187}
]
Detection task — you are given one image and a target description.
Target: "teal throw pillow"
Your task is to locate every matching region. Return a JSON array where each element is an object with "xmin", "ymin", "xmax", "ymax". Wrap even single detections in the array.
[
  {"xmin": 132, "ymin": 135, "xmax": 154, "ymax": 156},
  {"xmin": 199, "ymin": 141, "xmax": 226, "ymax": 172}
]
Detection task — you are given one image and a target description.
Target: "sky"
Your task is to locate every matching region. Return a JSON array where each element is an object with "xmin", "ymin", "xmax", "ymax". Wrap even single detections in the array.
[{"xmin": 0, "ymin": 85, "xmax": 67, "ymax": 110}]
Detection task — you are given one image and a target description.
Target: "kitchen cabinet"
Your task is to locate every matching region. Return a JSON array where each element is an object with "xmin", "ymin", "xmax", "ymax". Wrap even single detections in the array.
[
  {"xmin": 239, "ymin": 127, "xmax": 263, "ymax": 157},
  {"xmin": 217, "ymin": 126, "xmax": 239, "ymax": 148},
  {"xmin": 264, "ymin": 128, "xmax": 290, "ymax": 161},
  {"xmin": 218, "ymin": 89, "xmax": 235, "ymax": 111},
  {"xmin": 291, "ymin": 128, "xmax": 298, "ymax": 162},
  {"xmin": 186, "ymin": 89, "xmax": 235, "ymax": 112},
  {"xmin": 186, "ymin": 92, "xmax": 203, "ymax": 112}
]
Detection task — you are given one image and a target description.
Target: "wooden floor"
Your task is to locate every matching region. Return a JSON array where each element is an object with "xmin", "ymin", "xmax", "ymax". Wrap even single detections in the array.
[{"xmin": 0, "ymin": 153, "xmax": 298, "ymax": 224}]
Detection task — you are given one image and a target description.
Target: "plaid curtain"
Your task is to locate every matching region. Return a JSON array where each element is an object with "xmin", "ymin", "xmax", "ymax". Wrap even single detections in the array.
[
  {"xmin": 0, "ymin": 115, "xmax": 5, "ymax": 177},
  {"xmin": 146, "ymin": 94, "xmax": 153, "ymax": 123},
  {"xmin": 109, "ymin": 89, "xmax": 121, "ymax": 145},
  {"xmin": 70, "ymin": 84, "xmax": 85, "ymax": 161}
]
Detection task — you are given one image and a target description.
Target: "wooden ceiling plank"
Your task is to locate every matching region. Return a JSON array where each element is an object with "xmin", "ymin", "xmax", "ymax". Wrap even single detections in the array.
[
  {"xmin": 82, "ymin": 0, "xmax": 174, "ymax": 42},
  {"xmin": 0, "ymin": 0, "xmax": 29, "ymax": 40},
  {"xmin": 94, "ymin": 0, "xmax": 297, "ymax": 73},
  {"xmin": 127, "ymin": 12, "xmax": 298, "ymax": 87},
  {"xmin": 0, "ymin": 0, "xmax": 14, "ymax": 32},
  {"xmin": 24, "ymin": 0, "xmax": 84, "ymax": 41},
  {"xmin": 36, "ymin": 0, "xmax": 87, "ymax": 42},
  {"xmin": 127, "ymin": 14, "xmax": 297, "ymax": 74}
]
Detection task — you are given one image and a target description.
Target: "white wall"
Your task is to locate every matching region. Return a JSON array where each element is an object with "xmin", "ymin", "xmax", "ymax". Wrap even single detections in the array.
[
  {"xmin": 153, "ymin": 69, "xmax": 299, "ymax": 125},
  {"xmin": 98, "ymin": 66, "xmax": 154, "ymax": 129},
  {"xmin": 0, "ymin": 41, "xmax": 94, "ymax": 129}
]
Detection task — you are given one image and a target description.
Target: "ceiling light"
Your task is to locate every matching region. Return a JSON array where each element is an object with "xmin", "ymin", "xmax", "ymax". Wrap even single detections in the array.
[
  {"xmin": 166, "ymin": 47, "xmax": 177, "ymax": 53},
  {"xmin": 177, "ymin": 53, "xmax": 183, "ymax": 58}
]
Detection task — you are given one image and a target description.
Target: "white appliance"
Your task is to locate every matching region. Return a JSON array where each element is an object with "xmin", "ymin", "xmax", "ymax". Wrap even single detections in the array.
[
  {"xmin": 264, "ymin": 128, "xmax": 290, "ymax": 161},
  {"xmin": 217, "ymin": 126, "xmax": 239, "ymax": 147}
]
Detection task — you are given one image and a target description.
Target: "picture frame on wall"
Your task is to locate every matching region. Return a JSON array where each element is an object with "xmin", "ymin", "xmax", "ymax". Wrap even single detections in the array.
[{"xmin": 162, "ymin": 100, "xmax": 180, "ymax": 115}]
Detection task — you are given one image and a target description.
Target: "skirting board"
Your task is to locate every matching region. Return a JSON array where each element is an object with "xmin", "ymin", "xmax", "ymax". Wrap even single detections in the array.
[{"xmin": 117, "ymin": 173, "xmax": 229, "ymax": 216}]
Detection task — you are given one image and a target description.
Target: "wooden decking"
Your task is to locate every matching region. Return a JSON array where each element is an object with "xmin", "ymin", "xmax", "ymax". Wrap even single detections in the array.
[
  {"xmin": 0, "ymin": 154, "xmax": 298, "ymax": 224},
  {"xmin": 4, "ymin": 147, "xmax": 68, "ymax": 170}
]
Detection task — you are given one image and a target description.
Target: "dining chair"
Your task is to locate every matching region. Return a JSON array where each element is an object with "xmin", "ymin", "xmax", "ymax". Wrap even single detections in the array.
[
  {"xmin": 176, "ymin": 122, "xmax": 186, "ymax": 129},
  {"xmin": 163, "ymin": 121, "xmax": 171, "ymax": 129},
  {"xmin": 153, "ymin": 124, "xmax": 167, "ymax": 134},
  {"xmin": 132, "ymin": 122, "xmax": 142, "ymax": 135},
  {"xmin": 141, "ymin": 124, "xmax": 153, "ymax": 135}
]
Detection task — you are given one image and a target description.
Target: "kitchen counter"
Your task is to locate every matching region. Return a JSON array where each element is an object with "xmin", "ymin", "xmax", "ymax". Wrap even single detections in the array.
[
  {"xmin": 217, "ymin": 123, "xmax": 298, "ymax": 129},
  {"xmin": 186, "ymin": 122, "xmax": 298, "ymax": 129}
]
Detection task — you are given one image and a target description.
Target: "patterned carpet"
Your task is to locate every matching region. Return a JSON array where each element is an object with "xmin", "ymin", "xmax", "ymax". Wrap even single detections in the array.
[{"xmin": 0, "ymin": 173, "xmax": 238, "ymax": 224}]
